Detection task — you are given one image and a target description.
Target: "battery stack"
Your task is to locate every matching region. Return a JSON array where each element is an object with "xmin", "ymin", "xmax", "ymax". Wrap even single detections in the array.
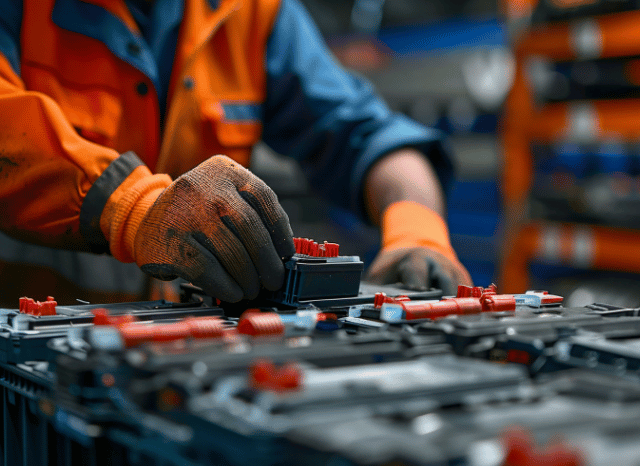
[
  {"xmin": 9, "ymin": 276, "xmax": 640, "ymax": 464},
  {"xmin": 500, "ymin": 0, "xmax": 640, "ymax": 292},
  {"xmin": 11, "ymin": 232, "xmax": 640, "ymax": 466}
]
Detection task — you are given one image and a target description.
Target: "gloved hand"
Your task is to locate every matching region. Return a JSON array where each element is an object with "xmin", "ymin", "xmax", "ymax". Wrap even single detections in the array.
[
  {"xmin": 365, "ymin": 201, "xmax": 472, "ymax": 296},
  {"xmin": 102, "ymin": 155, "xmax": 295, "ymax": 302}
]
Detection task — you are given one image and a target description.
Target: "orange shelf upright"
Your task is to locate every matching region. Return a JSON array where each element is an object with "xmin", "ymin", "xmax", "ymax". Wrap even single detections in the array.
[{"xmin": 500, "ymin": 221, "xmax": 640, "ymax": 293}]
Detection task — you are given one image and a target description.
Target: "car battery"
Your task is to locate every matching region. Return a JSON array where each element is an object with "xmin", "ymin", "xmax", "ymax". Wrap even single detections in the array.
[{"xmin": 0, "ymin": 299, "xmax": 224, "ymax": 364}]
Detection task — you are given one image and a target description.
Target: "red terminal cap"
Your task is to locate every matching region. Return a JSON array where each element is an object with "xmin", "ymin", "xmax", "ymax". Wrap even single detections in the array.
[
  {"xmin": 92, "ymin": 309, "xmax": 111, "ymax": 326},
  {"xmin": 374, "ymin": 292, "xmax": 387, "ymax": 308},
  {"xmin": 506, "ymin": 349, "xmax": 531, "ymax": 365},
  {"xmin": 373, "ymin": 292, "xmax": 411, "ymax": 308},
  {"xmin": 39, "ymin": 301, "xmax": 57, "ymax": 316},
  {"xmin": 237, "ymin": 312, "xmax": 285, "ymax": 337},
  {"xmin": 502, "ymin": 427, "xmax": 582, "ymax": 466},
  {"xmin": 27, "ymin": 300, "xmax": 39, "ymax": 315},
  {"xmin": 249, "ymin": 359, "xmax": 302, "ymax": 391},
  {"xmin": 18, "ymin": 296, "xmax": 57, "ymax": 316},
  {"xmin": 20, "ymin": 297, "xmax": 31, "ymax": 314},
  {"xmin": 502, "ymin": 427, "xmax": 534, "ymax": 466},
  {"xmin": 457, "ymin": 285, "xmax": 473, "ymax": 298},
  {"xmin": 293, "ymin": 238, "xmax": 340, "ymax": 257},
  {"xmin": 158, "ymin": 388, "xmax": 183, "ymax": 411},
  {"xmin": 323, "ymin": 242, "xmax": 339, "ymax": 257},
  {"xmin": 309, "ymin": 241, "xmax": 319, "ymax": 256},
  {"xmin": 19, "ymin": 297, "xmax": 33, "ymax": 314},
  {"xmin": 458, "ymin": 284, "xmax": 498, "ymax": 298},
  {"xmin": 316, "ymin": 313, "xmax": 338, "ymax": 321}
]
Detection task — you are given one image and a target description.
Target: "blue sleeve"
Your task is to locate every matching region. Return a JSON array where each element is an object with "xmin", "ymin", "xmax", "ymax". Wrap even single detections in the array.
[
  {"xmin": 263, "ymin": 0, "xmax": 453, "ymax": 218},
  {"xmin": 0, "ymin": 0, "xmax": 22, "ymax": 75}
]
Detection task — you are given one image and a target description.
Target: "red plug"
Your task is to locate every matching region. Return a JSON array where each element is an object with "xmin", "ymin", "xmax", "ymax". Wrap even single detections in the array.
[
  {"xmin": 18, "ymin": 296, "xmax": 57, "ymax": 316},
  {"xmin": 380, "ymin": 294, "xmax": 515, "ymax": 320},
  {"xmin": 118, "ymin": 317, "xmax": 226, "ymax": 347},
  {"xmin": 401, "ymin": 297, "xmax": 483, "ymax": 320},
  {"xmin": 502, "ymin": 427, "xmax": 583, "ymax": 466},
  {"xmin": 457, "ymin": 284, "xmax": 498, "ymax": 298},
  {"xmin": 237, "ymin": 311, "xmax": 285, "ymax": 337},
  {"xmin": 92, "ymin": 309, "xmax": 137, "ymax": 326},
  {"xmin": 294, "ymin": 238, "xmax": 340, "ymax": 257},
  {"xmin": 377, "ymin": 284, "xmax": 515, "ymax": 321},
  {"xmin": 249, "ymin": 359, "xmax": 302, "ymax": 392}
]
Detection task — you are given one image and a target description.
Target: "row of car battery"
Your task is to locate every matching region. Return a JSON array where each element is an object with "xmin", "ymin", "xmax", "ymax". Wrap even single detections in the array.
[
  {"xmin": 530, "ymin": 0, "xmax": 640, "ymax": 23},
  {"xmin": 7, "ymin": 247, "xmax": 640, "ymax": 465},
  {"xmin": 504, "ymin": 5, "xmax": 640, "ymax": 192},
  {"xmin": 530, "ymin": 142, "xmax": 640, "ymax": 228},
  {"xmin": 533, "ymin": 142, "xmax": 640, "ymax": 177}
]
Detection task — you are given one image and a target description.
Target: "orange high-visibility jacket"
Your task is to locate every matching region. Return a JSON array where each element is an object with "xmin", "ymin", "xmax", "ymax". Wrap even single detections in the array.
[{"xmin": 0, "ymin": 0, "xmax": 451, "ymax": 257}]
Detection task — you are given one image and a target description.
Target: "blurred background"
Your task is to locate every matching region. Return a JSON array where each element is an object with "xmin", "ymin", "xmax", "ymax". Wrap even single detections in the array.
[{"xmin": 252, "ymin": 0, "xmax": 640, "ymax": 307}]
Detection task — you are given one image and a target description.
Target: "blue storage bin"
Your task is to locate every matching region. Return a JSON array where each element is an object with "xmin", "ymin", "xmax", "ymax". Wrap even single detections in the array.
[{"xmin": 447, "ymin": 180, "xmax": 501, "ymax": 213}]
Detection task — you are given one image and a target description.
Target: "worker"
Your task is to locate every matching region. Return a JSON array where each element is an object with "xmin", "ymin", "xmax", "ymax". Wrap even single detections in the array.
[{"xmin": 0, "ymin": 0, "xmax": 472, "ymax": 305}]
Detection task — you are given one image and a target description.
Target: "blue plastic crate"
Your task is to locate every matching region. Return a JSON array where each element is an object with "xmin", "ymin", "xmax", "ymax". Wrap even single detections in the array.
[
  {"xmin": 0, "ymin": 363, "xmax": 58, "ymax": 466},
  {"xmin": 447, "ymin": 180, "xmax": 501, "ymax": 214},
  {"xmin": 378, "ymin": 17, "xmax": 505, "ymax": 56},
  {"xmin": 448, "ymin": 210, "xmax": 500, "ymax": 239}
]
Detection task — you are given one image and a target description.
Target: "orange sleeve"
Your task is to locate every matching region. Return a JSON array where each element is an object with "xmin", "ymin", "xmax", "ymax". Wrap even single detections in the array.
[
  {"xmin": 0, "ymin": 54, "xmax": 153, "ymax": 252},
  {"xmin": 381, "ymin": 201, "xmax": 460, "ymax": 264}
]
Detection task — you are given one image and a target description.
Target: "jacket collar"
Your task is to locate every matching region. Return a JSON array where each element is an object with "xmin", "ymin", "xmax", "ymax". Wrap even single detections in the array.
[
  {"xmin": 177, "ymin": 0, "xmax": 240, "ymax": 66},
  {"xmin": 51, "ymin": 0, "xmax": 233, "ymax": 86},
  {"xmin": 52, "ymin": 0, "xmax": 158, "ymax": 88}
]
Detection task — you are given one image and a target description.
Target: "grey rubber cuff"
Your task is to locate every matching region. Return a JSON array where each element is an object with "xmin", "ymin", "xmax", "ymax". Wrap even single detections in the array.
[{"xmin": 79, "ymin": 151, "xmax": 144, "ymax": 253}]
